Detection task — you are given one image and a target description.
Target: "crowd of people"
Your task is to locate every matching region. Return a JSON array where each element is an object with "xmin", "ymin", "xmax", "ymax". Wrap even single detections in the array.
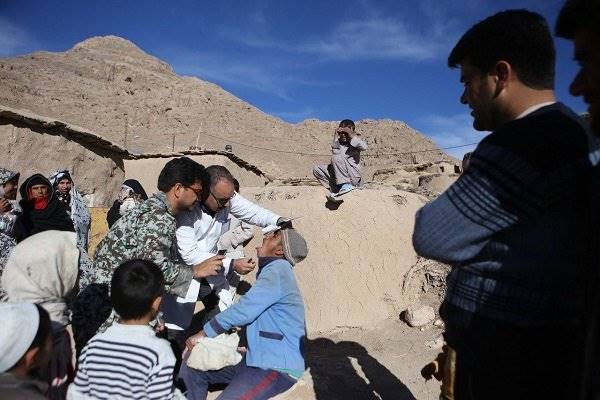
[
  {"xmin": 1, "ymin": 0, "xmax": 600, "ymax": 399},
  {"xmin": 0, "ymin": 157, "xmax": 304, "ymax": 399}
]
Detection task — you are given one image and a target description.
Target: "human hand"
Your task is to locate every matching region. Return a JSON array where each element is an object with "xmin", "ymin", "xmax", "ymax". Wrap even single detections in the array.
[
  {"xmin": 153, "ymin": 312, "xmax": 165, "ymax": 334},
  {"xmin": 276, "ymin": 217, "xmax": 293, "ymax": 229},
  {"xmin": 185, "ymin": 330, "xmax": 206, "ymax": 352},
  {"xmin": 0, "ymin": 198, "xmax": 12, "ymax": 214},
  {"xmin": 233, "ymin": 258, "xmax": 256, "ymax": 275},
  {"xmin": 193, "ymin": 255, "xmax": 224, "ymax": 278}
]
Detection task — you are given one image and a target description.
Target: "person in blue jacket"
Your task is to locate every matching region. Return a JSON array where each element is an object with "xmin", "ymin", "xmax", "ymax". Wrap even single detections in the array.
[{"xmin": 180, "ymin": 227, "xmax": 308, "ymax": 400}]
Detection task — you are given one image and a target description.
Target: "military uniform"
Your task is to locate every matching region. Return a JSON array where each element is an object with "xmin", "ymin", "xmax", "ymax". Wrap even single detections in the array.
[
  {"xmin": 73, "ymin": 192, "xmax": 193, "ymax": 355},
  {"xmin": 84, "ymin": 191, "xmax": 193, "ymax": 295}
]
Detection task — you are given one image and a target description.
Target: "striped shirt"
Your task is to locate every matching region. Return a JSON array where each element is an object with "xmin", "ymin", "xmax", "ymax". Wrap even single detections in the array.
[
  {"xmin": 413, "ymin": 103, "xmax": 596, "ymax": 328},
  {"xmin": 69, "ymin": 323, "xmax": 176, "ymax": 400}
]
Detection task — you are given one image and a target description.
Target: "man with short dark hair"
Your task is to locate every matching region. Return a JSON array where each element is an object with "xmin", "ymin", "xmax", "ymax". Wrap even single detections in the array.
[
  {"xmin": 556, "ymin": 0, "xmax": 600, "ymax": 135},
  {"xmin": 413, "ymin": 9, "xmax": 595, "ymax": 399},
  {"xmin": 89, "ymin": 157, "xmax": 223, "ymax": 293},
  {"xmin": 73, "ymin": 158, "xmax": 225, "ymax": 354},
  {"xmin": 556, "ymin": 2, "xmax": 600, "ymax": 398},
  {"xmin": 176, "ymin": 165, "xmax": 285, "ymax": 327},
  {"xmin": 313, "ymin": 119, "xmax": 367, "ymax": 201}
]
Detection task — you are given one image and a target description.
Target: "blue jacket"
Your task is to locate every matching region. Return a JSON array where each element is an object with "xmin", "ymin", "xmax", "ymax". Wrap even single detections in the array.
[{"xmin": 203, "ymin": 257, "xmax": 306, "ymax": 372}]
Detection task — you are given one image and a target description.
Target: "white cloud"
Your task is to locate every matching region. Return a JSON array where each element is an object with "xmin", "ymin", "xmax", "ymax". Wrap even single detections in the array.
[
  {"xmin": 217, "ymin": 1, "xmax": 458, "ymax": 63},
  {"xmin": 299, "ymin": 17, "xmax": 449, "ymax": 61},
  {"xmin": 416, "ymin": 113, "xmax": 486, "ymax": 158},
  {"xmin": 171, "ymin": 52, "xmax": 333, "ymax": 101},
  {"xmin": 0, "ymin": 18, "xmax": 33, "ymax": 56},
  {"xmin": 184, "ymin": 63, "xmax": 293, "ymax": 100}
]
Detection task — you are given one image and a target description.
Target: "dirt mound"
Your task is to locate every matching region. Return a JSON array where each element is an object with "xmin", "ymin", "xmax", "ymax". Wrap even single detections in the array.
[
  {"xmin": 0, "ymin": 35, "xmax": 454, "ymax": 179},
  {"xmin": 237, "ymin": 185, "xmax": 426, "ymax": 333}
]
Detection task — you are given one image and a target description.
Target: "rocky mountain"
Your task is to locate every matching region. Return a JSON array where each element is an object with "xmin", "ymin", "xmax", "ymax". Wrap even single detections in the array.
[{"xmin": 0, "ymin": 35, "xmax": 453, "ymax": 179}]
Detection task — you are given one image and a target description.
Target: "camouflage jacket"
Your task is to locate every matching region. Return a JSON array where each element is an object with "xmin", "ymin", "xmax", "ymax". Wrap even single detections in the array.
[
  {"xmin": 89, "ymin": 192, "xmax": 193, "ymax": 297},
  {"xmin": 0, "ymin": 167, "xmax": 21, "ymax": 237}
]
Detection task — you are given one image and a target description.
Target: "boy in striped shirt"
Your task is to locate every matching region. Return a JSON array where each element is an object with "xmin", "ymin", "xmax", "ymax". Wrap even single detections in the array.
[{"xmin": 68, "ymin": 260, "xmax": 181, "ymax": 400}]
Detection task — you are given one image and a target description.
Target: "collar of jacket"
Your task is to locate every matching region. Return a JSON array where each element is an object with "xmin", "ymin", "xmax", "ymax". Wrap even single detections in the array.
[
  {"xmin": 258, "ymin": 256, "xmax": 285, "ymax": 269},
  {"xmin": 152, "ymin": 191, "xmax": 176, "ymax": 216}
]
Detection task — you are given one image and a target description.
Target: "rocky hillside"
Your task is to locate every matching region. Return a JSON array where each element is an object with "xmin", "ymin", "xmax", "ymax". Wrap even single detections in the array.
[{"xmin": 0, "ymin": 35, "xmax": 453, "ymax": 179}]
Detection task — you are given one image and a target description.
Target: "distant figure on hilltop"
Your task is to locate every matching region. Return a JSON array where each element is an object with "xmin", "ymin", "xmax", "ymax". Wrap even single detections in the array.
[{"xmin": 313, "ymin": 119, "xmax": 367, "ymax": 202}]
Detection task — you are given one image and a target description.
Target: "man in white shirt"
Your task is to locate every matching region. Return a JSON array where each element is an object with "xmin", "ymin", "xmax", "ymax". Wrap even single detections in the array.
[{"xmin": 176, "ymin": 165, "xmax": 287, "ymax": 325}]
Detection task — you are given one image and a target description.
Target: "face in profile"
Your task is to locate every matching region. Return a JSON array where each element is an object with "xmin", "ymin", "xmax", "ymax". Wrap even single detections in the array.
[
  {"xmin": 205, "ymin": 180, "xmax": 235, "ymax": 213},
  {"xmin": 570, "ymin": 29, "xmax": 600, "ymax": 134},
  {"xmin": 459, "ymin": 61, "xmax": 499, "ymax": 132},
  {"xmin": 180, "ymin": 181, "xmax": 203, "ymax": 211},
  {"xmin": 256, "ymin": 230, "xmax": 284, "ymax": 258},
  {"xmin": 2, "ymin": 178, "xmax": 18, "ymax": 200}
]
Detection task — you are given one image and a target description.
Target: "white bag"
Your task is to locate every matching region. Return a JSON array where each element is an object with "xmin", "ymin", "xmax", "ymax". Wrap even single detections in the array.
[{"xmin": 186, "ymin": 333, "xmax": 243, "ymax": 371}]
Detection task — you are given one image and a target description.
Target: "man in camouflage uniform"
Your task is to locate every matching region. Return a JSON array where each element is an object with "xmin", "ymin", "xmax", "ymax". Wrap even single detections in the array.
[{"xmin": 73, "ymin": 157, "xmax": 224, "ymax": 354}]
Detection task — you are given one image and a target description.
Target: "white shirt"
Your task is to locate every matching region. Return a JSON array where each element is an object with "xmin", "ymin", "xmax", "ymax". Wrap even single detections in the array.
[
  {"xmin": 174, "ymin": 193, "xmax": 280, "ymax": 312},
  {"xmin": 515, "ymin": 101, "xmax": 556, "ymax": 120},
  {"xmin": 68, "ymin": 323, "xmax": 178, "ymax": 400},
  {"xmin": 176, "ymin": 192, "xmax": 280, "ymax": 272}
]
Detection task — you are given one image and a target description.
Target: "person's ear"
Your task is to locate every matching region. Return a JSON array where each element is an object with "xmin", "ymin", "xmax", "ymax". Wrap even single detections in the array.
[
  {"xmin": 23, "ymin": 347, "xmax": 40, "ymax": 370},
  {"xmin": 152, "ymin": 296, "xmax": 162, "ymax": 313},
  {"xmin": 492, "ymin": 61, "xmax": 511, "ymax": 90},
  {"xmin": 274, "ymin": 245, "xmax": 285, "ymax": 257},
  {"xmin": 173, "ymin": 183, "xmax": 183, "ymax": 199}
]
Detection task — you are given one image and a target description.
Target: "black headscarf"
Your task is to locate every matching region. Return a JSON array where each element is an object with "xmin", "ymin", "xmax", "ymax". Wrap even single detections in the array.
[
  {"xmin": 106, "ymin": 179, "xmax": 148, "ymax": 228},
  {"xmin": 16, "ymin": 174, "xmax": 74, "ymax": 242}
]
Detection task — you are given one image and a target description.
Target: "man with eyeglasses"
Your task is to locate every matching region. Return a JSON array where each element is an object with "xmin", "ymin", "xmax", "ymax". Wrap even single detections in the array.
[
  {"xmin": 73, "ymin": 157, "xmax": 226, "ymax": 353},
  {"xmin": 176, "ymin": 165, "xmax": 289, "ymax": 329}
]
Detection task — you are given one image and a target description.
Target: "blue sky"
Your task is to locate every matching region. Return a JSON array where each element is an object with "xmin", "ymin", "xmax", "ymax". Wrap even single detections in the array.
[{"xmin": 0, "ymin": 0, "xmax": 585, "ymax": 157}]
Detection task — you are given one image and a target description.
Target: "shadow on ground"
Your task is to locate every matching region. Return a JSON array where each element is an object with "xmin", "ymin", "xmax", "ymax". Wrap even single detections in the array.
[{"xmin": 306, "ymin": 338, "xmax": 417, "ymax": 400}]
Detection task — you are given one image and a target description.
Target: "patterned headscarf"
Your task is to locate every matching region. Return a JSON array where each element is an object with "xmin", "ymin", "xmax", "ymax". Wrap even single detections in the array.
[
  {"xmin": 49, "ymin": 170, "xmax": 91, "ymax": 251},
  {"xmin": 0, "ymin": 167, "xmax": 19, "ymax": 187}
]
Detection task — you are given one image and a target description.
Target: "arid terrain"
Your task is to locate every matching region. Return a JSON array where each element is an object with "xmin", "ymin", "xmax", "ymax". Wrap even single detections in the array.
[
  {"xmin": 0, "ymin": 36, "xmax": 455, "ymax": 181},
  {"xmin": 1, "ymin": 36, "xmax": 456, "ymax": 399}
]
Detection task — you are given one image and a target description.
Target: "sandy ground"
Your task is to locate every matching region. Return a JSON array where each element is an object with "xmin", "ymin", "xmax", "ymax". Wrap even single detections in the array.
[
  {"xmin": 206, "ymin": 294, "xmax": 445, "ymax": 400},
  {"xmin": 89, "ymin": 186, "xmax": 446, "ymax": 399}
]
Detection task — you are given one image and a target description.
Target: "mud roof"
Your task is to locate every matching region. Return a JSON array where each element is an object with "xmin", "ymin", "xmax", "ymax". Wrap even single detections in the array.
[{"xmin": 0, "ymin": 105, "xmax": 268, "ymax": 179}]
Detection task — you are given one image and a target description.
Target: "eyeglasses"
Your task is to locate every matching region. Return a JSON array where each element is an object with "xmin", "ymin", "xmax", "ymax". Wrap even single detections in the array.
[
  {"xmin": 185, "ymin": 185, "xmax": 203, "ymax": 198},
  {"xmin": 210, "ymin": 190, "xmax": 235, "ymax": 207}
]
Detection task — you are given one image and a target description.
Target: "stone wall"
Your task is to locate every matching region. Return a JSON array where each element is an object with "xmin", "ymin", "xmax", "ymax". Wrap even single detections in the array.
[{"xmin": 124, "ymin": 154, "xmax": 268, "ymax": 194}]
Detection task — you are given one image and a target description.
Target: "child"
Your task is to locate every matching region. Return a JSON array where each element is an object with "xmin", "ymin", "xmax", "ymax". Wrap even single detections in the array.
[
  {"xmin": 0, "ymin": 302, "xmax": 53, "ymax": 400},
  {"xmin": 68, "ymin": 260, "xmax": 180, "ymax": 400},
  {"xmin": 180, "ymin": 228, "xmax": 308, "ymax": 400}
]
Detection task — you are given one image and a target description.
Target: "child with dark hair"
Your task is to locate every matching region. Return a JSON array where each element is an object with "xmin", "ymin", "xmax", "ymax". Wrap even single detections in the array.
[
  {"xmin": 68, "ymin": 260, "xmax": 182, "ymax": 400},
  {"xmin": 0, "ymin": 303, "xmax": 53, "ymax": 400}
]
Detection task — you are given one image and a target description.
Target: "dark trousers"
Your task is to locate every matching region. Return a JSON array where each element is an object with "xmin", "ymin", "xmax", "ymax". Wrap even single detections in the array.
[
  {"xmin": 445, "ymin": 314, "xmax": 583, "ymax": 400},
  {"xmin": 179, "ymin": 357, "xmax": 296, "ymax": 400}
]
